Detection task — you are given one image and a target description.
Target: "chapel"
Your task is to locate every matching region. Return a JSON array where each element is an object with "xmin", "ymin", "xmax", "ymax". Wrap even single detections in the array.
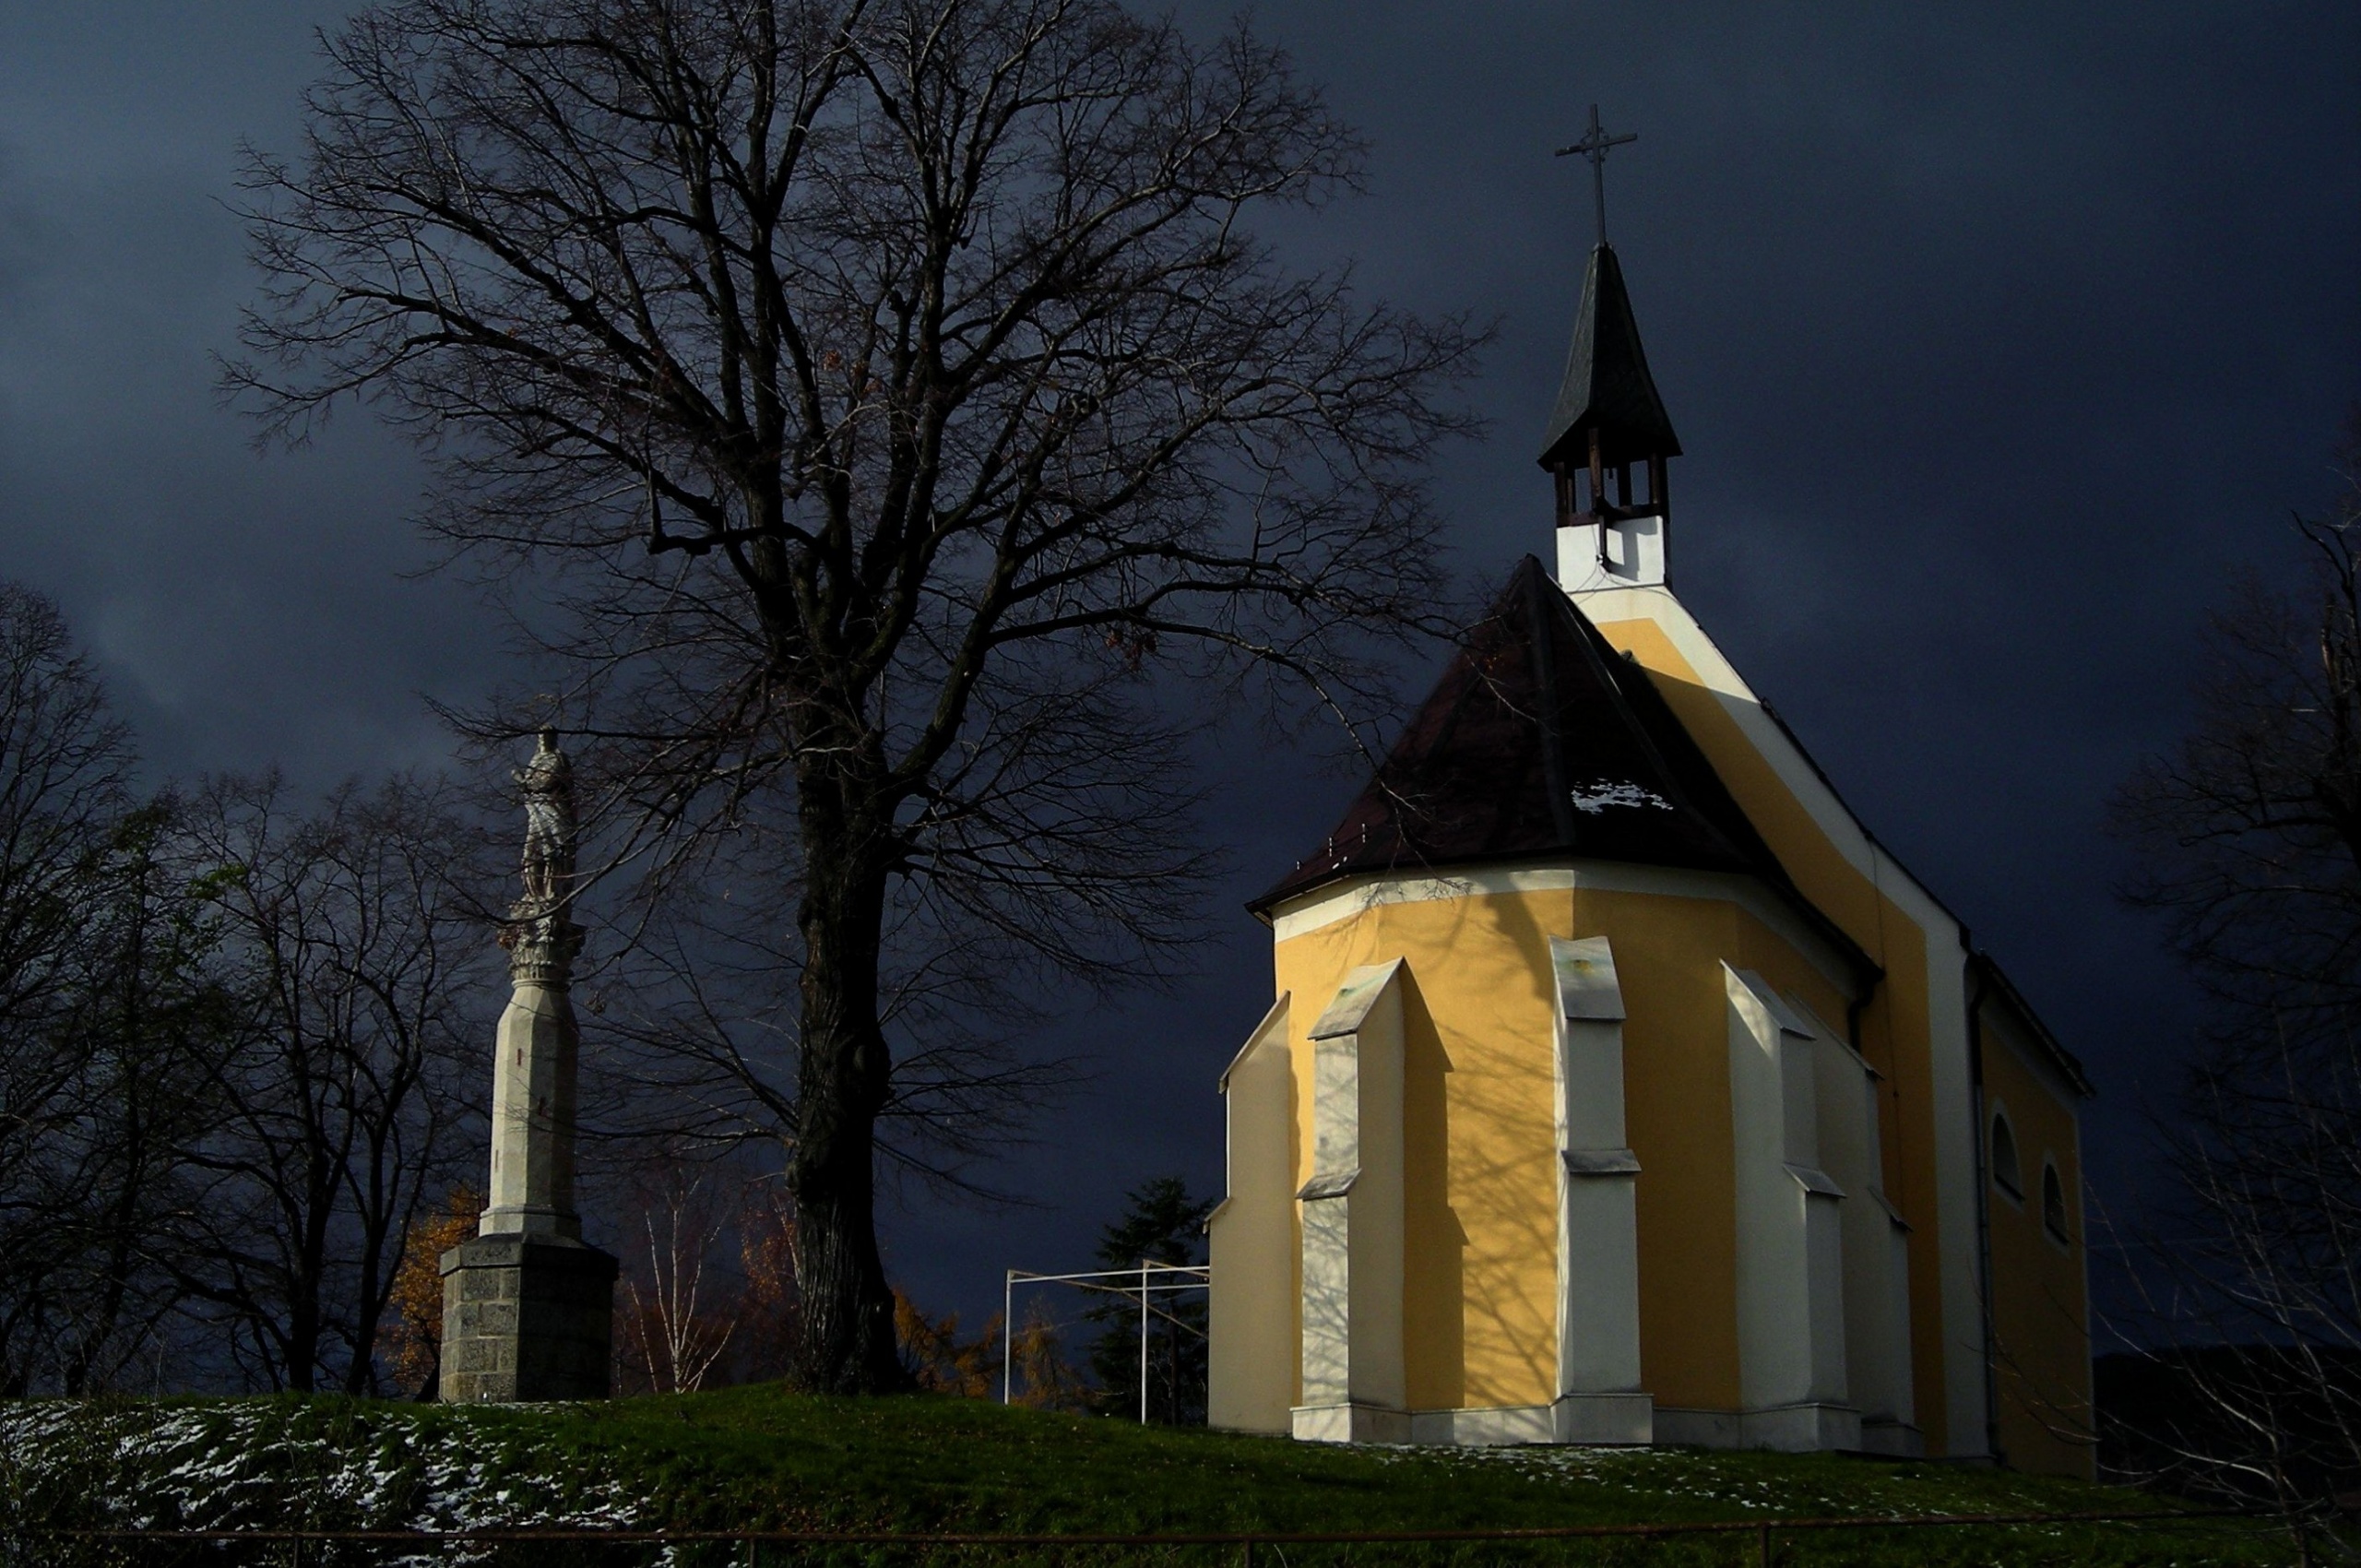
[{"xmin": 1204, "ymin": 234, "xmax": 2095, "ymax": 1477}]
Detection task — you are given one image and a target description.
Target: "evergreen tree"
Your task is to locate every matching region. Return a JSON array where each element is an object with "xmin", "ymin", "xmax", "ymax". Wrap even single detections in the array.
[{"xmin": 1086, "ymin": 1177, "xmax": 1212, "ymax": 1424}]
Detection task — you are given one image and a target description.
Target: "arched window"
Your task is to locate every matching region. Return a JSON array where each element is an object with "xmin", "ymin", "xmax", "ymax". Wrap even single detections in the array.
[
  {"xmin": 2043, "ymin": 1162, "xmax": 2070, "ymax": 1243},
  {"xmin": 1989, "ymin": 1110, "xmax": 2023, "ymax": 1200}
]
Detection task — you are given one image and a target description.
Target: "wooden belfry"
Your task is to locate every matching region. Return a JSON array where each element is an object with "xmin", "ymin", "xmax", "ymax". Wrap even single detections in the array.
[{"xmin": 1541, "ymin": 107, "xmax": 1680, "ymax": 555}]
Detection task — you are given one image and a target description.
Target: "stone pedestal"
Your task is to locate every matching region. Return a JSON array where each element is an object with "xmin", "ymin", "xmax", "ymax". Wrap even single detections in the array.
[{"xmin": 438, "ymin": 1235, "xmax": 617, "ymax": 1401}]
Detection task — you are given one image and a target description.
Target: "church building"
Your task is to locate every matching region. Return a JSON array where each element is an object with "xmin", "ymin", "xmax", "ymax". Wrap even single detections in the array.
[{"xmin": 1204, "ymin": 232, "xmax": 2095, "ymax": 1477}]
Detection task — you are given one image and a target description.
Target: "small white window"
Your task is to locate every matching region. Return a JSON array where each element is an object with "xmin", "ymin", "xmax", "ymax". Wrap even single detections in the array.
[
  {"xmin": 1990, "ymin": 1110, "xmax": 2023, "ymax": 1201},
  {"xmin": 2043, "ymin": 1161, "xmax": 2070, "ymax": 1244}
]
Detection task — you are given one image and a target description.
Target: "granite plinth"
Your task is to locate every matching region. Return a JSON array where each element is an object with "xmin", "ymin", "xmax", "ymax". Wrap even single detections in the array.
[{"xmin": 437, "ymin": 1234, "xmax": 617, "ymax": 1402}]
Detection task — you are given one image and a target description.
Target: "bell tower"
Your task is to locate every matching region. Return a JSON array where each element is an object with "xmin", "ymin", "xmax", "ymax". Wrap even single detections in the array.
[{"xmin": 1542, "ymin": 108, "xmax": 1681, "ymax": 593}]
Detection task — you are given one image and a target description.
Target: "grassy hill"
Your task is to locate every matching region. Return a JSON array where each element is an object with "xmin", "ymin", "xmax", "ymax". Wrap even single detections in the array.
[{"xmin": 0, "ymin": 1386, "xmax": 2302, "ymax": 1564}]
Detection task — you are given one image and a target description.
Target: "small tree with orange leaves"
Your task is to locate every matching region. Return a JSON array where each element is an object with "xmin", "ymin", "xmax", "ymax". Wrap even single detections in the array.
[
  {"xmin": 380, "ymin": 1185, "xmax": 481, "ymax": 1399},
  {"xmin": 1005, "ymin": 1298, "xmax": 1091, "ymax": 1413},
  {"xmin": 729, "ymin": 1180, "xmax": 801, "ymax": 1384},
  {"xmin": 893, "ymin": 1290, "xmax": 1000, "ymax": 1399}
]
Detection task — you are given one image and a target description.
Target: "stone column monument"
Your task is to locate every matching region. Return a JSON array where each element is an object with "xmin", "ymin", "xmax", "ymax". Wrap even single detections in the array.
[{"xmin": 439, "ymin": 729, "xmax": 618, "ymax": 1400}]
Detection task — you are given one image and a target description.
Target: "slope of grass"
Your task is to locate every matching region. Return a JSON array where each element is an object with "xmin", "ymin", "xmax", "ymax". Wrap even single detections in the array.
[{"xmin": 0, "ymin": 1387, "xmax": 2302, "ymax": 1565}]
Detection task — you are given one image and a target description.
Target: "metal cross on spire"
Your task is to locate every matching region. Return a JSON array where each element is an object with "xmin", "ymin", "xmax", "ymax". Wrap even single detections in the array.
[{"xmin": 1556, "ymin": 104, "xmax": 1638, "ymax": 246}]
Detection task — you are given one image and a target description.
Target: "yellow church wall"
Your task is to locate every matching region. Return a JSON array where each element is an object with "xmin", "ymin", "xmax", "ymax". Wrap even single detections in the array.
[
  {"xmin": 1602, "ymin": 889, "xmax": 1862, "ymax": 1416},
  {"xmin": 1980, "ymin": 1007, "xmax": 2095, "ymax": 1479},
  {"xmin": 1271, "ymin": 874, "xmax": 1866, "ymax": 1424},
  {"xmin": 1869, "ymin": 935, "xmax": 1950, "ymax": 1453},
  {"xmin": 1275, "ymin": 885, "xmax": 1564, "ymax": 1414},
  {"xmin": 1577, "ymin": 889, "xmax": 1742, "ymax": 1415},
  {"xmin": 1592, "ymin": 615, "xmax": 1958, "ymax": 1456}
]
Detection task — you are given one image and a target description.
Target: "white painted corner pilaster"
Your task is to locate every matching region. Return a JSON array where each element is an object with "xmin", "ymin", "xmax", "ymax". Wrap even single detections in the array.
[
  {"xmin": 1550, "ymin": 936, "xmax": 1653, "ymax": 1443},
  {"xmin": 1794, "ymin": 995, "xmax": 1920, "ymax": 1454},
  {"xmin": 1726, "ymin": 967, "xmax": 1858, "ymax": 1451},
  {"xmin": 1209, "ymin": 993, "xmax": 1296, "ymax": 1435},
  {"xmin": 1293, "ymin": 959, "xmax": 1408, "ymax": 1443}
]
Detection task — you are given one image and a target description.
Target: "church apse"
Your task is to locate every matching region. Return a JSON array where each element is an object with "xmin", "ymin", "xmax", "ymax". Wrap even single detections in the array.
[{"xmin": 1236, "ymin": 864, "xmax": 1898, "ymax": 1451}]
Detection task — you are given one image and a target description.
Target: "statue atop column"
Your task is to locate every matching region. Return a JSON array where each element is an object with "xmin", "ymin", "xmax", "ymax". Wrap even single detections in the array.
[
  {"xmin": 518, "ymin": 727, "xmax": 575, "ymax": 906},
  {"xmin": 503, "ymin": 727, "xmax": 582, "ymax": 980},
  {"xmin": 441, "ymin": 727, "xmax": 615, "ymax": 1401}
]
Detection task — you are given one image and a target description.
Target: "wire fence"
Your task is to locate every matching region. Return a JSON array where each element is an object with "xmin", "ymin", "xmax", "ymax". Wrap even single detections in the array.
[{"xmin": 18, "ymin": 1504, "xmax": 2305, "ymax": 1568}]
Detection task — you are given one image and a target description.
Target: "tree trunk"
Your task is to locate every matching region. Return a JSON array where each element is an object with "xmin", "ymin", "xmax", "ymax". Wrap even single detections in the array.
[{"xmin": 786, "ymin": 793, "xmax": 906, "ymax": 1393}]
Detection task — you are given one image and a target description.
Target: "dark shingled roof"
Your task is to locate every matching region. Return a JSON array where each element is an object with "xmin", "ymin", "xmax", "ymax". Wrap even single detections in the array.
[
  {"xmin": 1252, "ymin": 558, "xmax": 1878, "ymax": 988},
  {"xmin": 1537, "ymin": 244, "xmax": 1682, "ymax": 472}
]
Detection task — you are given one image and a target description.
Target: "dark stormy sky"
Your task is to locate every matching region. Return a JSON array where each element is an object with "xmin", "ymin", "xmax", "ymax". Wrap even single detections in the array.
[{"xmin": 1, "ymin": 5, "xmax": 2356, "ymax": 1336}]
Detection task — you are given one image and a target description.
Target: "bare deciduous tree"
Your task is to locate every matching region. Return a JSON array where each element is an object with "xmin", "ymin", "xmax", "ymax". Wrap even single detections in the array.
[
  {"xmin": 607, "ymin": 1157, "xmax": 804, "ymax": 1393},
  {"xmin": 2111, "ymin": 441, "xmax": 2361, "ymax": 1521},
  {"xmin": 0, "ymin": 588, "xmax": 133, "ymax": 1034},
  {"xmin": 0, "ymin": 584, "xmax": 160, "ymax": 1392},
  {"xmin": 0, "ymin": 588, "xmax": 520, "ymax": 1398},
  {"xmin": 42, "ymin": 801, "xmax": 232, "ymax": 1395},
  {"xmin": 165, "ymin": 775, "xmax": 496, "ymax": 1393},
  {"xmin": 231, "ymin": 0, "xmax": 1481, "ymax": 1390},
  {"xmin": 617, "ymin": 1167, "xmax": 739, "ymax": 1394}
]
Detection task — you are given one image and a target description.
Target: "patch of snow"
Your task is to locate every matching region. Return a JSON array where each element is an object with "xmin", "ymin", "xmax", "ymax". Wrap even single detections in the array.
[
  {"xmin": 1569, "ymin": 782, "xmax": 1673, "ymax": 814},
  {"xmin": 0, "ymin": 1400, "xmax": 661, "ymax": 1566}
]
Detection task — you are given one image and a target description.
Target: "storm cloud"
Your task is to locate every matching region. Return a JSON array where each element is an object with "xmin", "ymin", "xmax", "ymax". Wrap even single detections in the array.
[{"xmin": 0, "ymin": 2, "xmax": 2353, "ymax": 1324}]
